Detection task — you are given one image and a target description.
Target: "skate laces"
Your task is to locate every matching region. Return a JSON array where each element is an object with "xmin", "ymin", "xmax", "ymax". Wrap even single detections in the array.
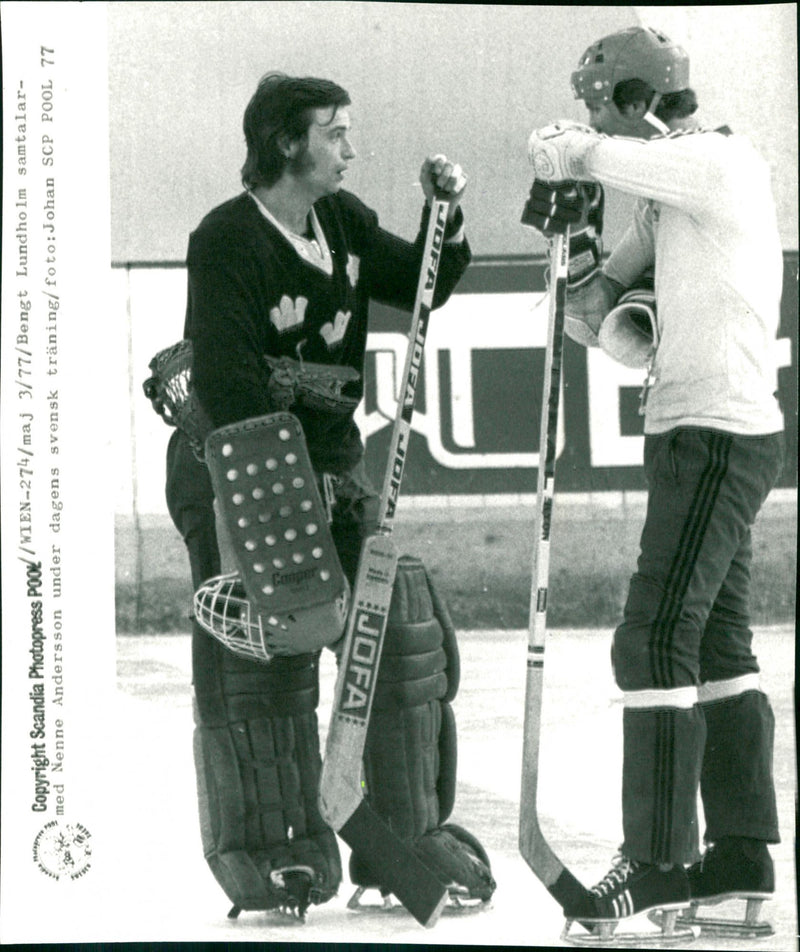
[{"xmin": 591, "ymin": 854, "xmax": 640, "ymax": 897}]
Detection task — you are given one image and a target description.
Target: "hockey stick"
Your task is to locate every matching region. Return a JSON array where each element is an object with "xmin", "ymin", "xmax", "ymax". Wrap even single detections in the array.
[
  {"xmin": 319, "ymin": 194, "xmax": 451, "ymax": 928},
  {"xmin": 518, "ymin": 231, "xmax": 593, "ymax": 915}
]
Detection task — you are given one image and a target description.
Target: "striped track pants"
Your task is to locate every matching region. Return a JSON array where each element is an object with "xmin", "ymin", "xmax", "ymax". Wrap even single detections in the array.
[{"xmin": 611, "ymin": 427, "xmax": 784, "ymax": 864}]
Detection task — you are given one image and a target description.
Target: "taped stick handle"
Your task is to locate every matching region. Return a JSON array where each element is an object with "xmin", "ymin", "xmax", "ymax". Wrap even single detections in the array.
[{"xmin": 377, "ymin": 194, "xmax": 450, "ymax": 533}]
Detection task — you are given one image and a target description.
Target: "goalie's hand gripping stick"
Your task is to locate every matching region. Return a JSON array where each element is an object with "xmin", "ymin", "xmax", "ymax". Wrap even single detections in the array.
[
  {"xmin": 319, "ymin": 195, "xmax": 451, "ymax": 927},
  {"xmin": 518, "ymin": 231, "xmax": 594, "ymax": 916}
]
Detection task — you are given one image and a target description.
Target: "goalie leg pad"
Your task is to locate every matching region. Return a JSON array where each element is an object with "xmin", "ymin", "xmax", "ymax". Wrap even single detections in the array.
[
  {"xmin": 193, "ymin": 623, "xmax": 341, "ymax": 915},
  {"xmin": 348, "ymin": 556, "xmax": 495, "ymax": 903}
]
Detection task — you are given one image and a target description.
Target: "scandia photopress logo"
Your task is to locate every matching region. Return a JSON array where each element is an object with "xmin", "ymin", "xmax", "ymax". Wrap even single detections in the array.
[{"xmin": 33, "ymin": 820, "xmax": 92, "ymax": 880}]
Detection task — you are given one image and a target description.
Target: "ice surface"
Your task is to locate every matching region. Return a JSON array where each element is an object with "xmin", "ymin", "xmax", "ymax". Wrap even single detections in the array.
[{"xmin": 11, "ymin": 627, "xmax": 796, "ymax": 948}]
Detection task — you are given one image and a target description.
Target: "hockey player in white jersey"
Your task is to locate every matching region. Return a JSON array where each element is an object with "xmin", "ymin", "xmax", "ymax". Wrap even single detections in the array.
[{"xmin": 523, "ymin": 26, "xmax": 785, "ymax": 941}]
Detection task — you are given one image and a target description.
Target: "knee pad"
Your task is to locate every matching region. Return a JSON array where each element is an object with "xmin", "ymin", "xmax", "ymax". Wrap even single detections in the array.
[
  {"xmin": 349, "ymin": 556, "xmax": 495, "ymax": 903},
  {"xmin": 192, "ymin": 622, "xmax": 341, "ymax": 916}
]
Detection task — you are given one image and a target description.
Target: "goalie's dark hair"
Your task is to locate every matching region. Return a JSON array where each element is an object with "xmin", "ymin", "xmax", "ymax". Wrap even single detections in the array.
[
  {"xmin": 241, "ymin": 73, "xmax": 351, "ymax": 189},
  {"xmin": 612, "ymin": 78, "xmax": 698, "ymax": 122}
]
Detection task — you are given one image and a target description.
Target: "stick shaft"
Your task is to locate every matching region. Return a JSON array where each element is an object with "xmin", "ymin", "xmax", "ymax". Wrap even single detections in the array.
[
  {"xmin": 378, "ymin": 196, "xmax": 450, "ymax": 531},
  {"xmin": 519, "ymin": 231, "xmax": 570, "ymax": 884}
]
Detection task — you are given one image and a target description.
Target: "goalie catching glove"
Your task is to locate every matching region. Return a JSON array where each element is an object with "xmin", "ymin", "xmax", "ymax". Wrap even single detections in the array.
[{"xmin": 143, "ymin": 339, "xmax": 214, "ymax": 459}]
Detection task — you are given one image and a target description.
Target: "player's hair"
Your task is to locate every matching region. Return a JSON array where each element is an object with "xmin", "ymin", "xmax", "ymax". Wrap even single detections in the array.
[
  {"xmin": 241, "ymin": 72, "xmax": 351, "ymax": 189},
  {"xmin": 612, "ymin": 78, "xmax": 698, "ymax": 122}
]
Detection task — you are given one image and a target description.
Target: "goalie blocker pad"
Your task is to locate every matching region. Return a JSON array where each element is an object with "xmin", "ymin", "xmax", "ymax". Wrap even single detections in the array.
[
  {"xmin": 348, "ymin": 556, "xmax": 496, "ymax": 904},
  {"xmin": 198, "ymin": 413, "xmax": 349, "ymax": 660},
  {"xmin": 192, "ymin": 624, "xmax": 342, "ymax": 916}
]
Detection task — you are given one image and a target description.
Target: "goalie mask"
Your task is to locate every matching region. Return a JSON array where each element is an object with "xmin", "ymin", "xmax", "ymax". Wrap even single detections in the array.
[
  {"xmin": 571, "ymin": 27, "xmax": 690, "ymax": 105},
  {"xmin": 194, "ymin": 571, "xmax": 349, "ymax": 663}
]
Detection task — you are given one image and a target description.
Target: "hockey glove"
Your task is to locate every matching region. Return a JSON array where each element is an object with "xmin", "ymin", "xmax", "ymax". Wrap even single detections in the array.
[
  {"xmin": 527, "ymin": 120, "xmax": 604, "ymax": 182},
  {"xmin": 522, "ymin": 181, "xmax": 604, "ymax": 289},
  {"xmin": 598, "ymin": 270, "xmax": 658, "ymax": 368}
]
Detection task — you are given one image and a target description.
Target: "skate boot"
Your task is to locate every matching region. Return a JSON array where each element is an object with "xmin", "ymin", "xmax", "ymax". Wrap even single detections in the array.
[
  {"xmin": 681, "ymin": 838, "xmax": 775, "ymax": 937},
  {"xmin": 563, "ymin": 853, "xmax": 696, "ymax": 947}
]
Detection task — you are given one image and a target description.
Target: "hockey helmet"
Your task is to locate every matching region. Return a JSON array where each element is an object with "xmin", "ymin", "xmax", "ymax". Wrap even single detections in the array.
[{"xmin": 571, "ymin": 27, "xmax": 689, "ymax": 104}]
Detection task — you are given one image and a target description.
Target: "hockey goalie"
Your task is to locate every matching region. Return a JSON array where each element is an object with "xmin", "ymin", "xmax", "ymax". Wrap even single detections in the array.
[{"xmin": 143, "ymin": 70, "xmax": 494, "ymax": 921}]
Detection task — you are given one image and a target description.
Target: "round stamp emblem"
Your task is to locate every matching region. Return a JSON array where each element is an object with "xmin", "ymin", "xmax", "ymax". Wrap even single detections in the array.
[{"xmin": 33, "ymin": 820, "xmax": 92, "ymax": 880}]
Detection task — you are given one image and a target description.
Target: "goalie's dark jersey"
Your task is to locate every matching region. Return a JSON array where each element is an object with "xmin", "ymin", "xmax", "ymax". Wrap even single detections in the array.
[{"xmin": 185, "ymin": 189, "xmax": 470, "ymax": 474}]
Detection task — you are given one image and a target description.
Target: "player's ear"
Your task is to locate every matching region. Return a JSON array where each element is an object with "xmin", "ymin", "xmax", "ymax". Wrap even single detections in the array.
[{"xmin": 277, "ymin": 133, "xmax": 300, "ymax": 159}]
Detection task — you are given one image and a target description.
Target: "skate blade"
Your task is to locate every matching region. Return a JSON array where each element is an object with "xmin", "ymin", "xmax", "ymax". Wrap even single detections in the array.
[
  {"xmin": 226, "ymin": 904, "xmax": 308, "ymax": 926},
  {"xmin": 347, "ymin": 886, "xmax": 409, "ymax": 916},
  {"xmin": 347, "ymin": 884, "xmax": 491, "ymax": 918},
  {"xmin": 650, "ymin": 896, "xmax": 774, "ymax": 939},
  {"xmin": 564, "ymin": 907, "xmax": 698, "ymax": 947},
  {"xmin": 440, "ymin": 884, "xmax": 493, "ymax": 917}
]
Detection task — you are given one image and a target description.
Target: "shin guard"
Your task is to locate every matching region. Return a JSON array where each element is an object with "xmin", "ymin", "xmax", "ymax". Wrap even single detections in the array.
[
  {"xmin": 348, "ymin": 556, "xmax": 495, "ymax": 905},
  {"xmin": 192, "ymin": 622, "xmax": 342, "ymax": 916}
]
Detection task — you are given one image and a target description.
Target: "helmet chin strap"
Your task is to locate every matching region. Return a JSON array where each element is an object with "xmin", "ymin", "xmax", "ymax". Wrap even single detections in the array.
[{"xmin": 643, "ymin": 92, "xmax": 670, "ymax": 135}]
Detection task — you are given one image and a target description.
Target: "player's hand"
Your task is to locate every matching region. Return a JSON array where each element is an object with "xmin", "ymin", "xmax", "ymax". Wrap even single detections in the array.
[
  {"xmin": 420, "ymin": 154, "xmax": 467, "ymax": 218},
  {"xmin": 527, "ymin": 120, "xmax": 602, "ymax": 182}
]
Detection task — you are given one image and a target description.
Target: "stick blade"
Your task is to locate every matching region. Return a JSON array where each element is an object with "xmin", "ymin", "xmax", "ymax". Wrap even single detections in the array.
[{"xmin": 340, "ymin": 801, "xmax": 448, "ymax": 928}]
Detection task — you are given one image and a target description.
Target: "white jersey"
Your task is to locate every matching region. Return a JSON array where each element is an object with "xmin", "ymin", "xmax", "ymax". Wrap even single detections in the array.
[{"xmin": 587, "ymin": 127, "xmax": 784, "ymax": 436}]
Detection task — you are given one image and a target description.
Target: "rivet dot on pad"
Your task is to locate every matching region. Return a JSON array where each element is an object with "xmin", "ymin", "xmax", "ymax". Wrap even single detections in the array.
[
  {"xmin": 285, "ymin": 529, "xmax": 297, "ymax": 541},
  {"xmin": 320, "ymin": 570, "xmax": 330, "ymax": 581},
  {"xmin": 278, "ymin": 429, "xmax": 291, "ymax": 441},
  {"xmin": 306, "ymin": 523, "xmax": 318, "ymax": 535},
  {"xmin": 232, "ymin": 493, "xmax": 244, "ymax": 505},
  {"xmin": 312, "ymin": 547, "xmax": 323, "ymax": 558},
  {"xmin": 266, "ymin": 459, "xmax": 278, "ymax": 470},
  {"xmin": 285, "ymin": 453, "xmax": 297, "ymax": 464},
  {"xmin": 226, "ymin": 469, "xmax": 239, "ymax": 481},
  {"xmin": 246, "ymin": 463, "xmax": 258, "ymax": 476},
  {"xmin": 222, "ymin": 443, "xmax": 233, "ymax": 457},
  {"xmin": 292, "ymin": 553, "xmax": 304, "ymax": 564},
  {"xmin": 272, "ymin": 483, "xmax": 284, "ymax": 495},
  {"xmin": 252, "ymin": 487, "xmax": 265, "ymax": 499},
  {"xmin": 300, "ymin": 500, "xmax": 312, "ymax": 511}
]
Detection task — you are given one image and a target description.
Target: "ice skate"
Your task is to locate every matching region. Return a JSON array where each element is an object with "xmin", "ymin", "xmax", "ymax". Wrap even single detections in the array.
[
  {"xmin": 563, "ymin": 853, "xmax": 697, "ymax": 946},
  {"xmin": 654, "ymin": 838, "xmax": 775, "ymax": 938}
]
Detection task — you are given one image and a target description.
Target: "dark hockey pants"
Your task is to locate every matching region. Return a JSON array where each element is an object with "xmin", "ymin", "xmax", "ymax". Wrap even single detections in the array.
[{"xmin": 611, "ymin": 428, "xmax": 783, "ymax": 865}]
